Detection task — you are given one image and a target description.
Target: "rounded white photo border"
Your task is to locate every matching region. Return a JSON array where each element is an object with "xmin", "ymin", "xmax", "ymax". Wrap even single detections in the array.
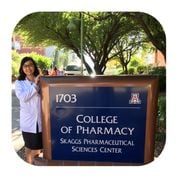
[{"xmin": 0, "ymin": 0, "xmax": 177, "ymax": 178}]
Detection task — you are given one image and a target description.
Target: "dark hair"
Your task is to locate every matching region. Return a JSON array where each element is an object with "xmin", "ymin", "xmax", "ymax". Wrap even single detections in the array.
[{"xmin": 17, "ymin": 56, "xmax": 39, "ymax": 80}]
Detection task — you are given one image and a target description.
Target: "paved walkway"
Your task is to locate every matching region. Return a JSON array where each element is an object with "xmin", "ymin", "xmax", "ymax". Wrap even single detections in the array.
[{"xmin": 11, "ymin": 83, "xmax": 24, "ymax": 152}]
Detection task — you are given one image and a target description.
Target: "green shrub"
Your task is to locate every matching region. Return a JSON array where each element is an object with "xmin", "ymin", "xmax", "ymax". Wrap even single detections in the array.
[
  {"xmin": 136, "ymin": 65, "xmax": 147, "ymax": 74},
  {"xmin": 155, "ymin": 94, "xmax": 166, "ymax": 155},
  {"xmin": 26, "ymin": 52, "xmax": 52, "ymax": 70},
  {"xmin": 157, "ymin": 95, "xmax": 166, "ymax": 120},
  {"xmin": 12, "ymin": 50, "xmax": 21, "ymax": 77},
  {"xmin": 148, "ymin": 67, "xmax": 166, "ymax": 92},
  {"xmin": 128, "ymin": 67, "xmax": 135, "ymax": 74},
  {"xmin": 12, "ymin": 51, "xmax": 52, "ymax": 77}
]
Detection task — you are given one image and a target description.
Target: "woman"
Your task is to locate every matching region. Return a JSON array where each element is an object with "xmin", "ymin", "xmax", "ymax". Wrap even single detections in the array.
[{"xmin": 15, "ymin": 56, "xmax": 42, "ymax": 164}]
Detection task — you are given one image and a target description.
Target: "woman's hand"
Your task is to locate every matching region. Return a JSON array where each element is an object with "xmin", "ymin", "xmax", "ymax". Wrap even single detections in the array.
[{"xmin": 35, "ymin": 74, "xmax": 41, "ymax": 85}]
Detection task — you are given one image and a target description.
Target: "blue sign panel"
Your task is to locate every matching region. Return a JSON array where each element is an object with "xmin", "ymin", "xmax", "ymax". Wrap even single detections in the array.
[{"xmin": 49, "ymin": 86, "xmax": 148, "ymax": 163}]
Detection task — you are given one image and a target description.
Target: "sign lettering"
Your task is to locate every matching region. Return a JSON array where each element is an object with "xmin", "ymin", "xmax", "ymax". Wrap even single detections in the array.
[{"xmin": 49, "ymin": 86, "xmax": 148, "ymax": 163}]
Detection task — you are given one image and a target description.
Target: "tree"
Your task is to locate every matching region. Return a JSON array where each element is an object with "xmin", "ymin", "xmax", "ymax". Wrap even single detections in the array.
[
  {"xmin": 125, "ymin": 12, "xmax": 166, "ymax": 61},
  {"xmin": 14, "ymin": 12, "xmax": 93, "ymax": 74},
  {"xmin": 111, "ymin": 30, "xmax": 147, "ymax": 74},
  {"xmin": 14, "ymin": 12, "xmax": 165, "ymax": 74}
]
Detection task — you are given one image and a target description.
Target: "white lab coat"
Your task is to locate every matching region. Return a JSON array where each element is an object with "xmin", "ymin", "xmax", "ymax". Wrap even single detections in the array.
[{"xmin": 15, "ymin": 79, "xmax": 42, "ymax": 133}]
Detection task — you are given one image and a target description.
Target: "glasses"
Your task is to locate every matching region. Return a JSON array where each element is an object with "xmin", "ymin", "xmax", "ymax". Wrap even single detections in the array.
[{"xmin": 23, "ymin": 63, "xmax": 34, "ymax": 68}]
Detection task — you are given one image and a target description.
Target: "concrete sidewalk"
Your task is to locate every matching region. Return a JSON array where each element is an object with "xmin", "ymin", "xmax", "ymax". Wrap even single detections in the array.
[
  {"xmin": 12, "ymin": 130, "xmax": 24, "ymax": 152},
  {"xmin": 12, "ymin": 83, "xmax": 24, "ymax": 152}
]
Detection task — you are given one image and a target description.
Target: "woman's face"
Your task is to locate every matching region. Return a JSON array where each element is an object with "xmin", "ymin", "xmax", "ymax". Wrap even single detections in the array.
[{"xmin": 22, "ymin": 60, "xmax": 35, "ymax": 77}]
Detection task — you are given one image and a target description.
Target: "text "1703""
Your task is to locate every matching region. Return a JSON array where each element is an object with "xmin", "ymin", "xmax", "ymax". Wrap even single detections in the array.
[{"xmin": 56, "ymin": 94, "xmax": 77, "ymax": 103}]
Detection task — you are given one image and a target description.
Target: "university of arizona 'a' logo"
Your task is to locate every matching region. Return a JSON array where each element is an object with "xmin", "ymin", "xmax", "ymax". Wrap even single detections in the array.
[{"xmin": 129, "ymin": 93, "xmax": 141, "ymax": 104}]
